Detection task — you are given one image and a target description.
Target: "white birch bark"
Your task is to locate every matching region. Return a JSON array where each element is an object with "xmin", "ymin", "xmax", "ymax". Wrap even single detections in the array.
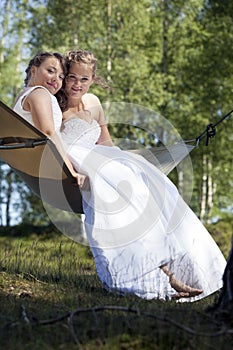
[{"xmin": 200, "ymin": 154, "xmax": 207, "ymax": 221}]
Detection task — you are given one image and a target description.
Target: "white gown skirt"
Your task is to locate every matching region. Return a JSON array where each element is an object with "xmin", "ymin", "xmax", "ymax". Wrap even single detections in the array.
[{"xmin": 67, "ymin": 142, "xmax": 226, "ymax": 302}]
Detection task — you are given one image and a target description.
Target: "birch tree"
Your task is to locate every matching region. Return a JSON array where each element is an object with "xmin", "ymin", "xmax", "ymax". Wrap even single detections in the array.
[{"xmin": 1, "ymin": 0, "xmax": 233, "ymax": 224}]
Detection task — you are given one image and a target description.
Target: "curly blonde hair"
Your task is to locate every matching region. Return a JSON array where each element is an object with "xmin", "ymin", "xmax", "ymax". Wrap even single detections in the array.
[{"xmin": 65, "ymin": 49, "xmax": 109, "ymax": 89}]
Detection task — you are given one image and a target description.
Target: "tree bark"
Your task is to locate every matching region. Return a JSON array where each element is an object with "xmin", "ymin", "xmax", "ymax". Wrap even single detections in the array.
[
  {"xmin": 200, "ymin": 154, "xmax": 207, "ymax": 221},
  {"xmin": 6, "ymin": 169, "xmax": 13, "ymax": 226},
  {"xmin": 209, "ymin": 229, "xmax": 233, "ymax": 321}
]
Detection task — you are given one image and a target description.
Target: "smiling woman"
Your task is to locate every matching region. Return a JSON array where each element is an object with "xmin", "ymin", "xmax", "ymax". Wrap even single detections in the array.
[
  {"xmin": 13, "ymin": 51, "xmax": 87, "ymax": 188},
  {"xmin": 62, "ymin": 49, "xmax": 113, "ymax": 147},
  {"xmin": 58, "ymin": 49, "xmax": 226, "ymax": 302}
]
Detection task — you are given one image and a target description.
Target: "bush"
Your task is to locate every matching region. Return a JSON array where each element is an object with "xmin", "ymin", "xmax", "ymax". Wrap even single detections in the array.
[{"xmin": 206, "ymin": 219, "xmax": 233, "ymax": 258}]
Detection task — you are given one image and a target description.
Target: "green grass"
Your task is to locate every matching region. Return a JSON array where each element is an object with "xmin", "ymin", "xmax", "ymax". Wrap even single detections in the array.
[{"xmin": 0, "ymin": 227, "xmax": 232, "ymax": 350}]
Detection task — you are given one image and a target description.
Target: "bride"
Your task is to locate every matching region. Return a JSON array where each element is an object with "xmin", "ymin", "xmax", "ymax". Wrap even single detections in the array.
[
  {"xmin": 14, "ymin": 50, "xmax": 226, "ymax": 302},
  {"xmin": 60, "ymin": 49, "xmax": 226, "ymax": 302}
]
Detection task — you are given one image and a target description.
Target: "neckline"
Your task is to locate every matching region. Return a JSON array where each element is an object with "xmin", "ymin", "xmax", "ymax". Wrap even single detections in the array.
[
  {"xmin": 63, "ymin": 116, "xmax": 98, "ymax": 126},
  {"xmin": 63, "ymin": 107, "xmax": 94, "ymax": 125}
]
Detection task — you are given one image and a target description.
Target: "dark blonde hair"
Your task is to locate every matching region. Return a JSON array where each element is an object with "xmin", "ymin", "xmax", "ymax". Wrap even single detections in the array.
[
  {"xmin": 65, "ymin": 49, "xmax": 109, "ymax": 89},
  {"xmin": 58, "ymin": 49, "xmax": 111, "ymax": 112}
]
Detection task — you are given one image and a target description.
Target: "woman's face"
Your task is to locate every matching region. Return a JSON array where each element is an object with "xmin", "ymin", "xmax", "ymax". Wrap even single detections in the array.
[
  {"xmin": 65, "ymin": 62, "xmax": 93, "ymax": 100},
  {"xmin": 30, "ymin": 57, "xmax": 65, "ymax": 95}
]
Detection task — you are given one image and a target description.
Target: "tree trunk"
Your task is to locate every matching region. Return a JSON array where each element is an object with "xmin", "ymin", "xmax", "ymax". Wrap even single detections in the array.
[
  {"xmin": 0, "ymin": 0, "xmax": 10, "ymax": 64},
  {"xmin": 210, "ymin": 230, "xmax": 233, "ymax": 320},
  {"xmin": 160, "ymin": 0, "xmax": 169, "ymax": 114},
  {"xmin": 107, "ymin": 0, "xmax": 112, "ymax": 84},
  {"xmin": 200, "ymin": 154, "xmax": 207, "ymax": 221},
  {"xmin": 200, "ymin": 155, "xmax": 216, "ymax": 223},
  {"xmin": 206, "ymin": 157, "xmax": 215, "ymax": 224},
  {"xmin": 6, "ymin": 169, "xmax": 13, "ymax": 226},
  {"xmin": 178, "ymin": 169, "xmax": 184, "ymax": 198}
]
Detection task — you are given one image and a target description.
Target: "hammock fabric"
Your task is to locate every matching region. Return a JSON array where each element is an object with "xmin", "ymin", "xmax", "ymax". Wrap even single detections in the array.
[
  {"xmin": 0, "ymin": 100, "xmax": 83, "ymax": 213},
  {"xmin": 0, "ymin": 100, "xmax": 228, "ymax": 214}
]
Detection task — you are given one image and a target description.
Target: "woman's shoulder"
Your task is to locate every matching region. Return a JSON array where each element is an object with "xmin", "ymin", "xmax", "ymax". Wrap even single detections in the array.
[
  {"xmin": 15, "ymin": 86, "xmax": 51, "ymax": 104},
  {"xmin": 27, "ymin": 86, "xmax": 52, "ymax": 99},
  {"xmin": 14, "ymin": 86, "xmax": 57, "ymax": 116},
  {"xmin": 83, "ymin": 93, "xmax": 101, "ymax": 106}
]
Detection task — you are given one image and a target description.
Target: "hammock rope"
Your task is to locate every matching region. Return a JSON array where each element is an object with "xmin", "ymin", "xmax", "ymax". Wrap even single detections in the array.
[
  {"xmin": 0, "ymin": 108, "xmax": 232, "ymax": 150},
  {"xmin": 195, "ymin": 109, "xmax": 233, "ymax": 146},
  {"xmin": 0, "ymin": 136, "xmax": 47, "ymax": 150},
  {"xmin": 0, "ymin": 99, "xmax": 232, "ymax": 213}
]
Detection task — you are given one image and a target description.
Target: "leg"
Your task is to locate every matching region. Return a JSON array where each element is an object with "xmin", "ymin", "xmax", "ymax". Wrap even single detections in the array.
[{"xmin": 160, "ymin": 264, "xmax": 203, "ymax": 299}]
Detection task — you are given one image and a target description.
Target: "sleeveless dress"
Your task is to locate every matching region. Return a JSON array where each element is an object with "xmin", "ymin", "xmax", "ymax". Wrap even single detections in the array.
[
  {"xmin": 61, "ymin": 116, "xmax": 226, "ymax": 302},
  {"xmin": 13, "ymin": 88, "xmax": 226, "ymax": 301},
  {"xmin": 14, "ymin": 86, "xmax": 62, "ymax": 132}
]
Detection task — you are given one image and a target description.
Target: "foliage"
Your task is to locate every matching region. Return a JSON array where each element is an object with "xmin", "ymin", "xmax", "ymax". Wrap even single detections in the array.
[
  {"xmin": 206, "ymin": 217, "xmax": 233, "ymax": 258},
  {"xmin": 0, "ymin": 0, "xmax": 35, "ymax": 106},
  {"xmin": 0, "ymin": 0, "xmax": 233, "ymax": 225}
]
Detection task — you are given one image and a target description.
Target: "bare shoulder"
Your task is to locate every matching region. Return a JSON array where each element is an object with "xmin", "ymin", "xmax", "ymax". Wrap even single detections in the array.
[
  {"xmin": 23, "ymin": 87, "xmax": 51, "ymax": 110},
  {"xmin": 29, "ymin": 87, "xmax": 51, "ymax": 101}
]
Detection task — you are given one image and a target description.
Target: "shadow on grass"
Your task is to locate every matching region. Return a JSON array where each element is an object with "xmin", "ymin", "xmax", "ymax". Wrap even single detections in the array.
[
  {"xmin": 0, "ymin": 226, "xmax": 232, "ymax": 349},
  {"xmin": 0, "ymin": 270, "xmax": 231, "ymax": 350}
]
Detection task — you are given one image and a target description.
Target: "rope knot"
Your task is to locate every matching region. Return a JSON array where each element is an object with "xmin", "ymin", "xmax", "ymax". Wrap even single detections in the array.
[{"xmin": 206, "ymin": 123, "xmax": 216, "ymax": 145}]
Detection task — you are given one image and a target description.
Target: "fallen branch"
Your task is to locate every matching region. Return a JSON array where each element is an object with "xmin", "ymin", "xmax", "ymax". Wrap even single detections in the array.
[
  {"xmin": 68, "ymin": 311, "xmax": 82, "ymax": 347},
  {"xmin": 21, "ymin": 304, "xmax": 30, "ymax": 324},
  {"xmin": 11, "ymin": 304, "xmax": 232, "ymax": 339}
]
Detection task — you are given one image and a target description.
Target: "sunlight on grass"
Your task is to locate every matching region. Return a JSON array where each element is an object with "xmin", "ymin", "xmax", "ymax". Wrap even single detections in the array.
[{"xmin": 0, "ymin": 230, "xmax": 230, "ymax": 350}]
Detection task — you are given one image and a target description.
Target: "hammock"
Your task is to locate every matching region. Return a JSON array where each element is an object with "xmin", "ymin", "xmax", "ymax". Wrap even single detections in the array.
[
  {"xmin": 0, "ymin": 100, "xmax": 229, "ymax": 214},
  {"xmin": 0, "ymin": 100, "xmax": 83, "ymax": 213}
]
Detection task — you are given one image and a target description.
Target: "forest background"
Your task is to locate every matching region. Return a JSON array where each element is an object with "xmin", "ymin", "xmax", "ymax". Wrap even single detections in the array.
[
  {"xmin": 1, "ymin": 2, "xmax": 233, "ymax": 348},
  {"xmin": 0, "ymin": 0, "xmax": 233, "ymax": 249}
]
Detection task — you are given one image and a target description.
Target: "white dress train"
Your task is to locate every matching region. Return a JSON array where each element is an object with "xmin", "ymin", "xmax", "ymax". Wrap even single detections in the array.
[
  {"xmin": 14, "ymin": 87, "xmax": 226, "ymax": 302},
  {"xmin": 61, "ymin": 116, "xmax": 226, "ymax": 302}
]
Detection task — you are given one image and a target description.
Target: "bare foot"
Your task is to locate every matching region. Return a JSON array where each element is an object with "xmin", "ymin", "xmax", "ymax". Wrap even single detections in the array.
[
  {"xmin": 160, "ymin": 264, "xmax": 203, "ymax": 299},
  {"xmin": 169, "ymin": 274, "xmax": 203, "ymax": 298},
  {"xmin": 172, "ymin": 292, "xmax": 190, "ymax": 300}
]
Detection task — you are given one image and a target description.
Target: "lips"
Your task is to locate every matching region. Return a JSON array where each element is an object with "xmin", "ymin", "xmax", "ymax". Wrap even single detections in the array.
[
  {"xmin": 72, "ymin": 87, "xmax": 82, "ymax": 92},
  {"xmin": 47, "ymin": 82, "xmax": 57, "ymax": 91}
]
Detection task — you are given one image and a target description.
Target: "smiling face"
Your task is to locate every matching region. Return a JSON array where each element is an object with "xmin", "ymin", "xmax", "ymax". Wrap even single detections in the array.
[
  {"xmin": 65, "ymin": 62, "xmax": 94, "ymax": 101},
  {"xmin": 29, "ymin": 57, "xmax": 65, "ymax": 95}
]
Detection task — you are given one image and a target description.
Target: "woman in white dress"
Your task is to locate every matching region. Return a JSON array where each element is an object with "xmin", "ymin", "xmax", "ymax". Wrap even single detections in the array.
[
  {"xmin": 14, "ymin": 50, "xmax": 226, "ymax": 302},
  {"xmin": 60, "ymin": 49, "xmax": 226, "ymax": 302},
  {"xmin": 13, "ymin": 52, "xmax": 86, "ymax": 188}
]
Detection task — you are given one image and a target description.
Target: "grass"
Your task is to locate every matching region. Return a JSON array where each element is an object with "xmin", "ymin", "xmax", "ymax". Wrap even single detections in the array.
[{"xmin": 0, "ymin": 226, "xmax": 233, "ymax": 350}]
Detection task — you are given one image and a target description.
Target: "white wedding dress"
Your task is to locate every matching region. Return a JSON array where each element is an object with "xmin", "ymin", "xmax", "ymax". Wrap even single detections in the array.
[
  {"xmin": 61, "ymin": 115, "xmax": 226, "ymax": 302},
  {"xmin": 14, "ymin": 86, "xmax": 226, "ymax": 302}
]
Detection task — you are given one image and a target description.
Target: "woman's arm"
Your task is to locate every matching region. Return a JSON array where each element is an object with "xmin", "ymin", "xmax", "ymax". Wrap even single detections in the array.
[
  {"xmin": 97, "ymin": 124, "xmax": 114, "ymax": 146},
  {"xmin": 84, "ymin": 93, "xmax": 113, "ymax": 147},
  {"xmin": 96, "ymin": 99, "xmax": 113, "ymax": 146},
  {"xmin": 48, "ymin": 132, "xmax": 88, "ymax": 188},
  {"xmin": 25, "ymin": 88, "xmax": 87, "ymax": 187}
]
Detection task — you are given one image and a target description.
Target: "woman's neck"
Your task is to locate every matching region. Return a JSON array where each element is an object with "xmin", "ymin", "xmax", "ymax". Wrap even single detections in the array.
[{"xmin": 67, "ymin": 98, "xmax": 84, "ymax": 112}]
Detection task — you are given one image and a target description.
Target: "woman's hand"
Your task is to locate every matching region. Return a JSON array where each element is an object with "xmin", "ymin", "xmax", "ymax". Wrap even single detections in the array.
[{"xmin": 72, "ymin": 172, "xmax": 89, "ymax": 190}]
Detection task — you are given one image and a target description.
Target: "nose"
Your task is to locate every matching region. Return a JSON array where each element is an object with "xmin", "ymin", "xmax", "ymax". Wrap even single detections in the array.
[
  {"xmin": 73, "ymin": 78, "xmax": 81, "ymax": 85},
  {"xmin": 51, "ymin": 71, "xmax": 63, "ymax": 82},
  {"xmin": 52, "ymin": 74, "xmax": 59, "ymax": 82}
]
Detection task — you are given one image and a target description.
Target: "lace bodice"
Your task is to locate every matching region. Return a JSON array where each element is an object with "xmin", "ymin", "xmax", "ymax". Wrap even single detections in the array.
[
  {"xmin": 61, "ymin": 118, "xmax": 101, "ymax": 146},
  {"xmin": 13, "ymin": 86, "xmax": 62, "ymax": 132}
]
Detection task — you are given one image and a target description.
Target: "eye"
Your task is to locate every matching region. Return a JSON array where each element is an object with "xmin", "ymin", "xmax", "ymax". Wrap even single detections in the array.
[
  {"xmin": 81, "ymin": 77, "xmax": 89, "ymax": 83},
  {"xmin": 67, "ymin": 74, "xmax": 76, "ymax": 81},
  {"xmin": 59, "ymin": 74, "xmax": 65, "ymax": 80}
]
